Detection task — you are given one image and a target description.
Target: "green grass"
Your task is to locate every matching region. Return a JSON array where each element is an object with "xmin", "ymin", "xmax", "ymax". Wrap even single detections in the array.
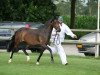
[{"xmin": 0, "ymin": 52, "xmax": 100, "ymax": 75}]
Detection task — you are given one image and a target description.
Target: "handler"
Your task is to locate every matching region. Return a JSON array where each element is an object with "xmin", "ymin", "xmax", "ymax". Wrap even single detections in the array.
[{"xmin": 48, "ymin": 16, "xmax": 77, "ymax": 65}]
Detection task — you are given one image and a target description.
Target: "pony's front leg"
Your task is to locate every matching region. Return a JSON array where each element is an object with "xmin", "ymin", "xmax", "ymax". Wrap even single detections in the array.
[
  {"xmin": 8, "ymin": 51, "xmax": 14, "ymax": 63},
  {"xmin": 36, "ymin": 50, "xmax": 44, "ymax": 65},
  {"xmin": 47, "ymin": 46, "xmax": 54, "ymax": 63}
]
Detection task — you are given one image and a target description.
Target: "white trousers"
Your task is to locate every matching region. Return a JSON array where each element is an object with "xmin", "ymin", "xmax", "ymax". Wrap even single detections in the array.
[{"xmin": 48, "ymin": 41, "xmax": 68, "ymax": 65}]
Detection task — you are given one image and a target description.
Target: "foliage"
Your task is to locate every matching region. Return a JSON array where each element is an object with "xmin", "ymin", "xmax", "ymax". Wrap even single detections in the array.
[
  {"xmin": 85, "ymin": 0, "xmax": 98, "ymax": 16},
  {"xmin": 75, "ymin": 15, "xmax": 97, "ymax": 29},
  {"xmin": 55, "ymin": 0, "xmax": 98, "ymax": 16},
  {"xmin": 0, "ymin": 0, "xmax": 98, "ymax": 37},
  {"xmin": 75, "ymin": 15, "xmax": 97, "ymax": 37},
  {"xmin": 0, "ymin": 0, "xmax": 58, "ymax": 23},
  {"xmin": 63, "ymin": 15, "xmax": 97, "ymax": 38},
  {"xmin": 0, "ymin": 52, "xmax": 100, "ymax": 75},
  {"xmin": 55, "ymin": 1, "xmax": 71, "ymax": 15},
  {"xmin": 63, "ymin": 15, "xmax": 70, "ymax": 26},
  {"xmin": 63, "ymin": 15, "xmax": 97, "ymax": 29}
]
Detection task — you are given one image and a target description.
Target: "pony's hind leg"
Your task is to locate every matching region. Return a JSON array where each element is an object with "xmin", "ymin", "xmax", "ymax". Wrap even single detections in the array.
[
  {"xmin": 22, "ymin": 48, "xmax": 30, "ymax": 62},
  {"xmin": 8, "ymin": 42, "xmax": 19, "ymax": 63},
  {"xmin": 8, "ymin": 50, "xmax": 14, "ymax": 63}
]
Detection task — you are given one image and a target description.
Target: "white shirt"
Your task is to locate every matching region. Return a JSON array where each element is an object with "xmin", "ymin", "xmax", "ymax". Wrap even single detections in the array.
[{"xmin": 50, "ymin": 23, "xmax": 75, "ymax": 42}]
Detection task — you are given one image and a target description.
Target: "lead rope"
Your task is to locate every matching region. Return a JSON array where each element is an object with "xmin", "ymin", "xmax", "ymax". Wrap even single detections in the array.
[{"xmin": 53, "ymin": 32, "xmax": 60, "ymax": 45}]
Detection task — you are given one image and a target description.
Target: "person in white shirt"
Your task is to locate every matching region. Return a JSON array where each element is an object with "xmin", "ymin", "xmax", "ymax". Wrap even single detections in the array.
[{"xmin": 48, "ymin": 16, "xmax": 77, "ymax": 65}]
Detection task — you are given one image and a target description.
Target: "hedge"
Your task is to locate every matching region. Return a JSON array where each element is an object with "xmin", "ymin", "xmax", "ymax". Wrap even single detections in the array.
[{"xmin": 63, "ymin": 15, "xmax": 97, "ymax": 38}]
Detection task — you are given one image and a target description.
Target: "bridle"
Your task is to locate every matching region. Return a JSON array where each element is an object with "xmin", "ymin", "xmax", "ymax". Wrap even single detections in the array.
[
  {"xmin": 53, "ymin": 20, "xmax": 62, "ymax": 45},
  {"xmin": 53, "ymin": 32, "xmax": 60, "ymax": 45}
]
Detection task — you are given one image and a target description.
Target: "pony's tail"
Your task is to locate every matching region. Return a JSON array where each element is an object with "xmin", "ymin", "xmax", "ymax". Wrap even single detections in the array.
[{"xmin": 7, "ymin": 34, "xmax": 15, "ymax": 52}]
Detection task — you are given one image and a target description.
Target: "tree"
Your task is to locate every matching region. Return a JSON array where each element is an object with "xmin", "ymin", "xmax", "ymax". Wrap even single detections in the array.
[
  {"xmin": 70, "ymin": 0, "xmax": 76, "ymax": 28},
  {"xmin": 27, "ymin": 0, "xmax": 57, "ymax": 23},
  {"xmin": 0, "ymin": 0, "xmax": 58, "ymax": 22},
  {"xmin": 86, "ymin": 0, "xmax": 97, "ymax": 16},
  {"xmin": 55, "ymin": 1, "xmax": 71, "ymax": 15}
]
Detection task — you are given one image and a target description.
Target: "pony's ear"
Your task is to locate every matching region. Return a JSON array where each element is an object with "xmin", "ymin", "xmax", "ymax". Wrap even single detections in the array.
[
  {"xmin": 50, "ymin": 19, "xmax": 54, "ymax": 23},
  {"xmin": 60, "ymin": 22, "xmax": 62, "ymax": 26}
]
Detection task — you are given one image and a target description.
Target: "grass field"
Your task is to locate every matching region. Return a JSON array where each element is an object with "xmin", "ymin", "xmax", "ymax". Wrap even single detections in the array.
[{"xmin": 0, "ymin": 52, "xmax": 100, "ymax": 75}]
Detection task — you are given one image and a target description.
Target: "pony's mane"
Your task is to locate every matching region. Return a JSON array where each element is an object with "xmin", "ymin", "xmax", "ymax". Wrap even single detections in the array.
[{"xmin": 38, "ymin": 19, "xmax": 53, "ymax": 29}]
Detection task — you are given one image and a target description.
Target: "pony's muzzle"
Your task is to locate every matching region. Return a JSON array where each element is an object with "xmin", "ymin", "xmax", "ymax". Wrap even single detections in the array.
[{"xmin": 56, "ymin": 28, "xmax": 61, "ymax": 32}]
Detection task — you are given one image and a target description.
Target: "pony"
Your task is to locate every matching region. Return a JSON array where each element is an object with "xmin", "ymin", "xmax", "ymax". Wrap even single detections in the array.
[{"xmin": 7, "ymin": 19, "xmax": 61, "ymax": 65}]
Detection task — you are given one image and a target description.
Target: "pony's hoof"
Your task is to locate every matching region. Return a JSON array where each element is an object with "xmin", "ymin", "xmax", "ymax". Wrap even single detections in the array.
[
  {"xmin": 36, "ymin": 62, "xmax": 39, "ymax": 65},
  {"xmin": 27, "ymin": 56, "xmax": 30, "ymax": 62},
  {"xmin": 51, "ymin": 60, "xmax": 54, "ymax": 63},
  {"xmin": 8, "ymin": 59, "xmax": 12, "ymax": 63}
]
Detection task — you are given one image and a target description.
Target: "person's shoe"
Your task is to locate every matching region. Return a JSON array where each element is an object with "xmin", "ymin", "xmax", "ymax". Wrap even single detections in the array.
[{"xmin": 65, "ymin": 63, "xmax": 68, "ymax": 65}]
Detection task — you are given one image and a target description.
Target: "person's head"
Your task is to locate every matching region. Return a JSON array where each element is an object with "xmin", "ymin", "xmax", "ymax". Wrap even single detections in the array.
[
  {"xmin": 54, "ymin": 15, "xmax": 63, "ymax": 24},
  {"xmin": 58, "ymin": 16, "xmax": 63, "ymax": 23}
]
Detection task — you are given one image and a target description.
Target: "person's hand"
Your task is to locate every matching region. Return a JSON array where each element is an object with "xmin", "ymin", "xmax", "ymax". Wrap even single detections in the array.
[{"xmin": 73, "ymin": 35, "xmax": 77, "ymax": 39}]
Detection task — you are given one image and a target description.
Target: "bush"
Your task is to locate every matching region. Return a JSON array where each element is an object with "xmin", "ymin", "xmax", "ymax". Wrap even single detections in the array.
[
  {"xmin": 75, "ymin": 15, "xmax": 97, "ymax": 29},
  {"xmin": 63, "ymin": 15, "xmax": 70, "ymax": 27},
  {"xmin": 63, "ymin": 15, "xmax": 97, "ymax": 39}
]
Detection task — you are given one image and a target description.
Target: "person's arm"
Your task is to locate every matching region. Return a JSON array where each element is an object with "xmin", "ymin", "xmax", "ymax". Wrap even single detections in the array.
[{"xmin": 63, "ymin": 23, "xmax": 77, "ymax": 38}]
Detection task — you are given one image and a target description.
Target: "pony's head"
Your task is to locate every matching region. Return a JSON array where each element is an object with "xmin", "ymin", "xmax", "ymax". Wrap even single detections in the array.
[{"xmin": 51, "ymin": 19, "xmax": 61, "ymax": 32}]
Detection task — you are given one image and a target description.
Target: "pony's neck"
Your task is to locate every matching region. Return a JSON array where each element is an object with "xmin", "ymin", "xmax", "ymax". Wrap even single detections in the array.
[
  {"xmin": 43, "ymin": 20, "xmax": 53, "ymax": 45},
  {"xmin": 46, "ymin": 25, "xmax": 53, "ymax": 44}
]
